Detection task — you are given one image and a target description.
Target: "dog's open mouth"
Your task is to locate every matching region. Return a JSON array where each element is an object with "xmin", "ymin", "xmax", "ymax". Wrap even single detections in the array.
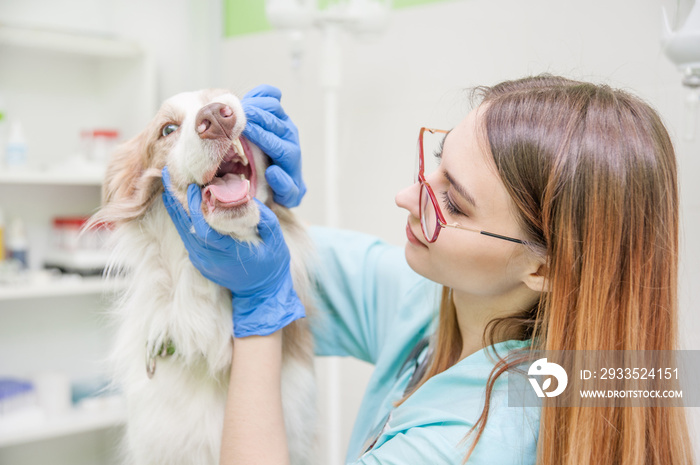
[{"xmin": 201, "ymin": 136, "xmax": 256, "ymax": 212}]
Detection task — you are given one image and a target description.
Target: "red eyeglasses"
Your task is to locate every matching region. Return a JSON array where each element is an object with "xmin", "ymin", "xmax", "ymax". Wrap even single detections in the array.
[{"xmin": 416, "ymin": 127, "xmax": 525, "ymax": 245}]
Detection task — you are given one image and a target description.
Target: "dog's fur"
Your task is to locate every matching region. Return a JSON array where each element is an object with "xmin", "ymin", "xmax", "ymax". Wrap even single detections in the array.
[{"xmin": 89, "ymin": 89, "xmax": 316, "ymax": 465}]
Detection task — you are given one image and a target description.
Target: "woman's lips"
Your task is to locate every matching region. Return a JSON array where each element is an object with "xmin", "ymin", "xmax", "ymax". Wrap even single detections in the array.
[{"xmin": 406, "ymin": 222, "xmax": 427, "ymax": 248}]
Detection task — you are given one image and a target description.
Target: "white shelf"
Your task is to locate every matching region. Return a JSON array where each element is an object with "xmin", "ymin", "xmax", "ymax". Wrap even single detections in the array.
[
  {"xmin": 0, "ymin": 275, "xmax": 125, "ymax": 301},
  {"xmin": 0, "ymin": 24, "xmax": 143, "ymax": 58},
  {"xmin": 0, "ymin": 168, "xmax": 105, "ymax": 186},
  {"xmin": 0, "ymin": 400, "xmax": 126, "ymax": 448}
]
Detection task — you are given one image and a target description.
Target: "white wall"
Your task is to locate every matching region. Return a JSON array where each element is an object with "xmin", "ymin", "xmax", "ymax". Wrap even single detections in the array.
[{"xmin": 219, "ymin": 0, "xmax": 700, "ymax": 462}]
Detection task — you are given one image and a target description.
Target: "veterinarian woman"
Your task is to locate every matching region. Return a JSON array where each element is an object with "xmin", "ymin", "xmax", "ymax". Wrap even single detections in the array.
[{"xmin": 161, "ymin": 75, "xmax": 693, "ymax": 464}]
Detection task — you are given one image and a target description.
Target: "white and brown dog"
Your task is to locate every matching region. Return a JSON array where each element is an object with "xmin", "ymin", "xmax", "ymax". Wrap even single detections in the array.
[{"xmin": 89, "ymin": 89, "xmax": 316, "ymax": 465}]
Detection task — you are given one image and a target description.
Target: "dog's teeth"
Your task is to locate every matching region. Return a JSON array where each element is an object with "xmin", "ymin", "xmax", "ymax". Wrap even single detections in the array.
[
  {"xmin": 233, "ymin": 139, "xmax": 248, "ymax": 166},
  {"xmin": 239, "ymin": 174, "xmax": 245, "ymax": 180}
]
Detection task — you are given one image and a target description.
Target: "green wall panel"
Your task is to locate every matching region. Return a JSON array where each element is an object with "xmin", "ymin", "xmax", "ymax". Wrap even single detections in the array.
[
  {"xmin": 223, "ymin": 0, "xmax": 272, "ymax": 37},
  {"xmin": 223, "ymin": 0, "xmax": 454, "ymax": 37}
]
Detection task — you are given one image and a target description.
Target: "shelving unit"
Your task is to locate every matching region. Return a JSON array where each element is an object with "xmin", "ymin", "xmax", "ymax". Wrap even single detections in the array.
[
  {"xmin": 0, "ymin": 169, "xmax": 104, "ymax": 186},
  {"xmin": 0, "ymin": 24, "xmax": 155, "ymax": 465},
  {"xmin": 0, "ymin": 24, "xmax": 142, "ymax": 58},
  {"xmin": 0, "ymin": 275, "xmax": 126, "ymax": 302},
  {"xmin": 0, "ymin": 399, "xmax": 126, "ymax": 448}
]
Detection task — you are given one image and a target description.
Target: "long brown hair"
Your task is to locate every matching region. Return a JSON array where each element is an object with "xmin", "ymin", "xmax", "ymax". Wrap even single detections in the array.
[{"xmin": 401, "ymin": 75, "xmax": 692, "ymax": 464}]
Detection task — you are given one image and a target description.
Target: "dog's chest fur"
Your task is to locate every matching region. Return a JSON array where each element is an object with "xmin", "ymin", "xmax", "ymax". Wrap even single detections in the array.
[{"xmin": 107, "ymin": 203, "xmax": 317, "ymax": 465}]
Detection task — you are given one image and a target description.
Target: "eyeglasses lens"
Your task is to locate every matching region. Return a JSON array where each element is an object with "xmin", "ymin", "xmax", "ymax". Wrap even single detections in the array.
[
  {"xmin": 419, "ymin": 183, "xmax": 437, "ymax": 241},
  {"xmin": 417, "ymin": 130, "xmax": 444, "ymax": 242}
]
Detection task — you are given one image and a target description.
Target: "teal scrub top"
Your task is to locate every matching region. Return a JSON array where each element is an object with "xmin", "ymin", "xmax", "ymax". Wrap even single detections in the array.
[{"xmin": 308, "ymin": 226, "xmax": 540, "ymax": 464}]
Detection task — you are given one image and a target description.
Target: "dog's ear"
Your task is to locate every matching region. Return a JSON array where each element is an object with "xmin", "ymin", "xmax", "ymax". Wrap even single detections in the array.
[{"xmin": 88, "ymin": 125, "xmax": 163, "ymax": 228}]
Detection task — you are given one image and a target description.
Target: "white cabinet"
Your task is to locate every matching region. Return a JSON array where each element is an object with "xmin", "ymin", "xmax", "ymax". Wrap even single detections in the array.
[{"xmin": 0, "ymin": 24, "xmax": 156, "ymax": 465}]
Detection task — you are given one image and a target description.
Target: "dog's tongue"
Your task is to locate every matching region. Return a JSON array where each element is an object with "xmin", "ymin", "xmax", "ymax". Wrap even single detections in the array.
[{"xmin": 202, "ymin": 174, "xmax": 250, "ymax": 208}]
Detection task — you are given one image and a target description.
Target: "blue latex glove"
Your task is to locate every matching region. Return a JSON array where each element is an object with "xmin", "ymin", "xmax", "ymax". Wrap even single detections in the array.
[
  {"xmin": 241, "ymin": 85, "xmax": 307, "ymax": 208},
  {"xmin": 161, "ymin": 166, "xmax": 305, "ymax": 338}
]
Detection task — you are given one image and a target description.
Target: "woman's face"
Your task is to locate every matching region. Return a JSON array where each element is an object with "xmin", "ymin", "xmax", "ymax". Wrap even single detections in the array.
[{"xmin": 395, "ymin": 106, "xmax": 539, "ymax": 299}]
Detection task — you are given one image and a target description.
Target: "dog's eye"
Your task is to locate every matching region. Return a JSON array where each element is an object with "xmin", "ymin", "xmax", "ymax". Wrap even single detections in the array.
[{"xmin": 161, "ymin": 124, "xmax": 179, "ymax": 137}]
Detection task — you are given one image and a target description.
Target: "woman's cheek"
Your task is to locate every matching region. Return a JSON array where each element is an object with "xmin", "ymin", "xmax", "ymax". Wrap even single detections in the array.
[{"xmin": 435, "ymin": 243, "xmax": 515, "ymax": 295}]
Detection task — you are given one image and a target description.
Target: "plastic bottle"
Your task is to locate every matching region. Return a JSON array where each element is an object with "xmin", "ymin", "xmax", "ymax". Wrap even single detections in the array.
[
  {"xmin": 6, "ymin": 121, "xmax": 27, "ymax": 169},
  {"xmin": 7, "ymin": 217, "xmax": 28, "ymax": 269}
]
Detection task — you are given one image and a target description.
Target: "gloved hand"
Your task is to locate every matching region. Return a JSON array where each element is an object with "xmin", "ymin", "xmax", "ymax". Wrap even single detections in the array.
[
  {"xmin": 161, "ymin": 166, "xmax": 305, "ymax": 338},
  {"xmin": 241, "ymin": 85, "xmax": 306, "ymax": 208}
]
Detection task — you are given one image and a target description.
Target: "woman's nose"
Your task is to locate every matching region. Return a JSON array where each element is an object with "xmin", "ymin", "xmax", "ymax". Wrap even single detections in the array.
[{"xmin": 395, "ymin": 182, "xmax": 421, "ymax": 217}]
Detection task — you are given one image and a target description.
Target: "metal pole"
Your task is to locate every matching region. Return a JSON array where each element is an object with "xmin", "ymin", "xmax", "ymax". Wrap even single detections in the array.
[{"xmin": 320, "ymin": 21, "xmax": 343, "ymax": 464}]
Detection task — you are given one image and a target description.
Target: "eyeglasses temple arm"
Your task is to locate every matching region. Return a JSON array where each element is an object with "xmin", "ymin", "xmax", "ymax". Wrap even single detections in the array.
[{"xmin": 479, "ymin": 231, "xmax": 525, "ymax": 244}]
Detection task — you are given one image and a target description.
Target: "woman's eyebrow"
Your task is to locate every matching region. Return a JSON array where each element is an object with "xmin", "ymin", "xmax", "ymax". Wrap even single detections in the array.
[{"xmin": 443, "ymin": 169, "xmax": 478, "ymax": 209}]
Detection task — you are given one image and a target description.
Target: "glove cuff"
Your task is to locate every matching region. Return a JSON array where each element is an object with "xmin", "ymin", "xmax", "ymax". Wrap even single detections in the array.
[{"xmin": 232, "ymin": 273, "xmax": 305, "ymax": 338}]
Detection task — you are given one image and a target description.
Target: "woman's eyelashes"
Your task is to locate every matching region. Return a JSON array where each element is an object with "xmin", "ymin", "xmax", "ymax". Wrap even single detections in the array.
[
  {"xmin": 432, "ymin": 139, "xmax": 446, "ymax": 161},
  {"xmin": 441, "ymin": 191, "xmax": 467, "ymax": 217}
]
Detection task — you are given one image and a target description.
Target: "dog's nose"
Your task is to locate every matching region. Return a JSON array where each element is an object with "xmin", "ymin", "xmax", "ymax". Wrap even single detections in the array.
[{"xmin": 195, "ymin": 103, "xmax": 236, "ymax": 140}]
